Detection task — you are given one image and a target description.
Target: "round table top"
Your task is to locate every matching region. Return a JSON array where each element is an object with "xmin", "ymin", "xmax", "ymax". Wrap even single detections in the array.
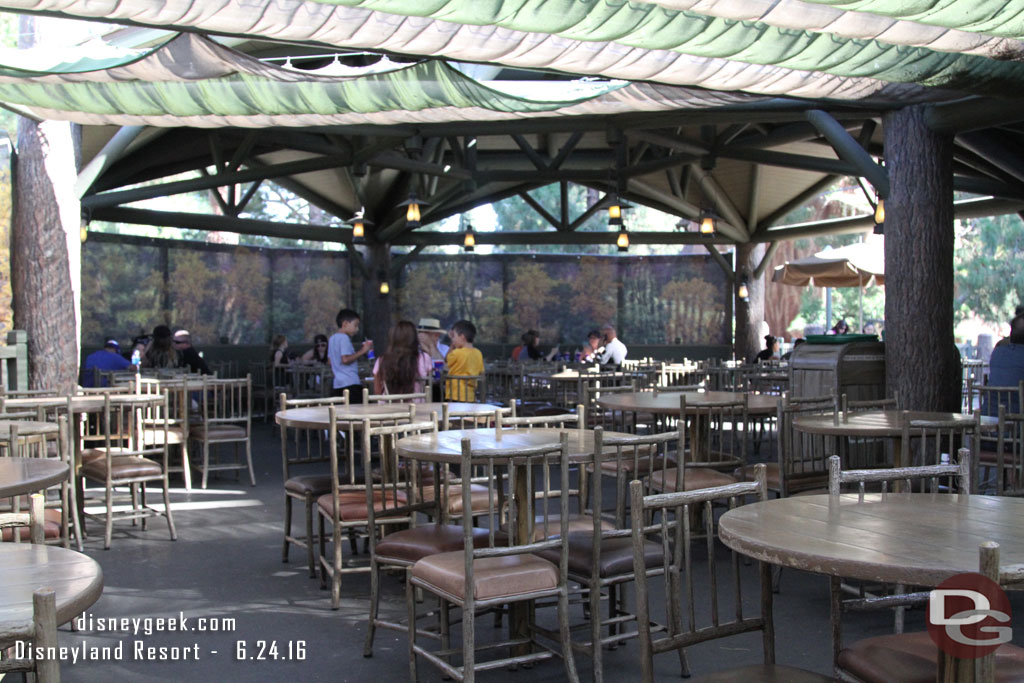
[
  {"xmin": 793, "ymin": 409, "xmax": 993, "ymax": 437},
  {"xmin": 396, "ymin": 427, "xmax": 634, "ymax": 464},
  {"xmin": 0, "ymin": 457, "xmax": 69, "ymax": 498},
  {"xmin": 4, "ymin": 393, "xmax": 162, "ymax": 412},
  {"xmin": 275, "ymin": 401, "xmax": 494, "ymax": 429},
  {"xmin": 596, "ymin": 390, "xmax": 778, "ymax": 416},
  {"xmin": 0, "ymin": 420, "xmax": 60, "ymax": 437},
  {"xmin": 719, "ymin": 493, "xmax": 1024, "ymax": 587},
  {"xmin": 0, "ymin": 544, "xmax": 104, "ymax": 626}
]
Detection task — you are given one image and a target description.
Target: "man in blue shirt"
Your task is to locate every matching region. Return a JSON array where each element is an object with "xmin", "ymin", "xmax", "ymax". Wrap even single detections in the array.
[
  {"xmin": 328, "ymin": 308, "xmax": 373, "ymax": 403},
  {"xmin": 987, "ymin": 315, "xmax": 1024, "ymax": 414},
  {"xmin": 83, "ymin": 338, "xmax": 131, "ymax": 387}
]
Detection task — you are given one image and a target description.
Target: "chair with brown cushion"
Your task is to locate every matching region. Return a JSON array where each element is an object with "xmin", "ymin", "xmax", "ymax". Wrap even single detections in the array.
[
  {"xmin": 630, "ymin": 467, "xmax": 834, "ymax": 683},
  {"xmin": 828, "ymin": 450, "xmax": 970, "ymax": 653},
  {"xmin": 0, "ymin": 492, "xmax": 46, "ymax": 544},
  {"xmin": 279, "ymin": 392, "xmax": 350, "ymax": 578},
  {"xmin": 407, "ymin": 433, "xmax": 579, "ymax": 683},
  {"xmin": 362, "ymin": 411, "xmax": 494, "ymax": 657},
  {"xmin": 80, "ymin": 393, "xmax": 177, "ymax": 549},
  {"xmin": 649, "ymin": 395, "xmax": 739, "ymax": 495},
  {"xmin": 990, "ymin": 406, "xmax": 1024, "ymax": 496},
  {"xmin": 538, "ymin": 427, "xmax": 680, "ymax": 681},
  {"xmin": 135, "ymin": 377, "xmax": 192, "ymax": 490},
  {"xmin": 834, "ymin": 538, "xmax": 1024, "ymax": 683},
  {"xmin": 317, "ymin": 405, "xmax": 430, "ymax": 609},
  {"xmin": 189, "ymin": 375, "xmax": 254, "ymax": 488},
  {"xmin": 976, "ymin": 381, "xmax": 1024, "ymax": 493},
  {"xmin": 900, "ymin": 411, "xmax": 979, "ymax": 490}
]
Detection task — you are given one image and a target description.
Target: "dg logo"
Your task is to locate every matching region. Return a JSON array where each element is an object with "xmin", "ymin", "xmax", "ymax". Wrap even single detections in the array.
[{"xmin": 927, "ymin": 572, "xmax": 1012, "ymax": 659}]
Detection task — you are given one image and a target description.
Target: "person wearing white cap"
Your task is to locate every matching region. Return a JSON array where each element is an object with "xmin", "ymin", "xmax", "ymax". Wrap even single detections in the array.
[
  {"xmin": 173, "ymin": 329, "xmax": 212, "ymax": 375},
  {"xmin": 416, "ymin": 317, "xmax": 449, "ymax": 361},
  {"xmin": 82, "ymin": 337, "xmax": 131, "ymax": 387}
]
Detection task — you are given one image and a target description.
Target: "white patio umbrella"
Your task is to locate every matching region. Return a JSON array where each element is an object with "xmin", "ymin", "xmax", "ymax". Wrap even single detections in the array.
[{"xmin": 772, "ymin": 240, "xmax": 885, "ymax": 329}]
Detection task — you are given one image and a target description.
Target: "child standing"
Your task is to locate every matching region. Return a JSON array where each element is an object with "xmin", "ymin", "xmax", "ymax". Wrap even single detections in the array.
[
  {"xmin": 328, "ymin": 308, "xmax": 373, "ymax": 403},
  {"xmin": 445, "ymin": 319, "xmax": 484, "ymax": 401}
]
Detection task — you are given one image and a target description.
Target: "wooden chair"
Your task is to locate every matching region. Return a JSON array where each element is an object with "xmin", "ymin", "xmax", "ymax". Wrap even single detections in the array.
[
  {"xmin": 289, "ymin": 363, "xmax": 332, "ymax": 399},
  {"xmin": 441, "ymin": 401, "xmax": 513, "ymax": 431},
  {"xmin": 441, "ymin": 371, "xmax": 485, "ymax": 403},
  {"xmin": 648, "ymin": 396, "xmax": 739, "ymax": 495},
  {"xmin": 279, "ymin": 392, "xmax": 350, "ymax": 577},
  {"xmin": 900, "ymin": 411, "xmax": 979, "ymax": 490},
  {"xmin": 735, "ymin": 394, "xmax": 836, "ymax": 497},
  {"xmin": 362, "ymin": 411, "xmax": 494, "ymax": 656},
  {"xmin": 0, "ymin": 587, "xmax": 61, "ymax": 683},
  {"xmin": 134, "ymin": 377, "xmax": 192, "ymax": 490},
  {"xmin": 317, "ymin": 406, "xmax": 432, "ymax": 609},
  {"xmin": 0, "ymin": 492, "xmax": 45, "ymax": 544},
  {"xmin": 367, "ymin": 390, "xmax": 429, "ymax": 404},
  {"xmin": 407, "ymin": 433, "xmax": 579, "ymax": 683},
  {"xmin": 828, "ymin": 450, "xmax": 969, "ymax": 648},
  {"xmin": 991, "ymin": 406, "xmax": 1024, "ymax": 496},
  {"xmin": 190, "ymin": 376, "xmax": 254, "ymax": 488},
  {"xmin": 630, "ymin": 466, "xmax": 833, "ymax": 682},
  {"xmin": 834, "ymin": 539, "xmax": 1024, "ymax": 683},
  {"xmin": 538, "ymin": 428, "xmax": 679, "ymax": 681},
  {"xmin": 80, "ymin": 393, "xmax": 177, "ymax": 549}
]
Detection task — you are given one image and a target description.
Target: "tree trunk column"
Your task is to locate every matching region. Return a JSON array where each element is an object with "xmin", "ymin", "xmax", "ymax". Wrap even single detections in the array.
[
  {"xmin": 361, "ymin": 242, "xmax": 393, "ymax": 351},
  {"xmin": 883, "ymin": 106, "xmax": 960, "ymax": 411},
  {"xmin": 735, "ymin": 242, "xmax": 766, "ymax": 363}
]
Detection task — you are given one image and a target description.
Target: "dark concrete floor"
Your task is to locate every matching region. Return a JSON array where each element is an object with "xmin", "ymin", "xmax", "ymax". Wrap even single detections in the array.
[{"xmin": 51, "ymin": 422, "xmax": 1024, "ymax": 682}]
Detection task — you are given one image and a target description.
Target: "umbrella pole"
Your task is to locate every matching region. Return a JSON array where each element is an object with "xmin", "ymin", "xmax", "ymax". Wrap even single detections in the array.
[
  {"xmin": 858, "ymin": 284, "xmax": 864, "ymax": 331},
  {"xmin": 825, "ymin": 287, "xmax": 833, "ymax": 330}
]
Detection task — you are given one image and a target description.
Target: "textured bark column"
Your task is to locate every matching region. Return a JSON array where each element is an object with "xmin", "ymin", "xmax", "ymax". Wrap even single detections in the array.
[
  {"xmin": 12, "ymin": 120, "xmax": 81, "ymax": 393},
  {"xmin": 734, "ymin": 242, "xmax": 765, "ymax": 363},
  {"xmin": 361, "ymin": 242, "xmax": 393, "ymax": 350},
  {"xmin": 883, "ymin": 106, "xmax": 960, "ymax": 411}
]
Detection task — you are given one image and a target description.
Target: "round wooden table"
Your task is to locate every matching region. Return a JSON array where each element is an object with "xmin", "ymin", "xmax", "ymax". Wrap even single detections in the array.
[
  {"xmin": 793, "ymin": 409, "xmax": 996, "ymax": 473},
  {"xmin": 0, "ymin": 544, "xmax": 104, "ymax": 626},
  {"xmin": 275, "ymin": 402, "xmax": 495, "ymax": 429},
  {"xmin": 596, "ymin": 390, "xmax": 778, "ymax": 417},
  {"xmin": 0, "ymin": 456, "xmax": 69, "ymax": 498},
  {"xmin": 719, "ymin": 492, "xmax": 1024, "ymax": 586},
  {"xmin": 396, "ymin": 426, "xmax": 633, "ymax": 464},
  {"xmin": 0, "ymin": 420, "xmax": 60, "ymax": 438}
]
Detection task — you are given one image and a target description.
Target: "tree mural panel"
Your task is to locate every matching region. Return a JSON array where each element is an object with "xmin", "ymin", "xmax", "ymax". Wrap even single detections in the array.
[
  {"xmin": 398, "ymin": 258, "xmax": 504, "ymax": 343},
  {"xmin": 623, "ymin": 256, "xmax": 728, "ymax": 344},
  {"xmin": 272, "ymin": 252, "xmax": 347, "ymax": 345},
  {"xmin": 81, "ymin": 242, "xmax": 162, "ymax": 344}
]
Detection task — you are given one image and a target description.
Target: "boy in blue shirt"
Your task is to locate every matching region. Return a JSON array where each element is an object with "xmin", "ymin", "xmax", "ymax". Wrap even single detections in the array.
[{"xmin": 328, "ymin": 308, "xmax": 373, "ymax": 403}]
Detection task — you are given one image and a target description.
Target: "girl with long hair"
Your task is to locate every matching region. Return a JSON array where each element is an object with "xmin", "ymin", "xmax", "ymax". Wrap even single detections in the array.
[
  {"xmin": 373, "ymin": 320, "xmax": 432, "ymax": 400},
  {"xmin": 270, "ymin": 334, "xmax": 290, "ymax": 366},
  {"xmin": 300, "ymin": 334, "xmax": 329, "ymax": 364}
]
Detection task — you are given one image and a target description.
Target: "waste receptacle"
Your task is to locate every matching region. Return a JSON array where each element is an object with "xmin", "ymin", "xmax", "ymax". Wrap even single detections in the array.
[{"xmin": 789, "ymin": 336, "xmax": 885, "ymax": 401}]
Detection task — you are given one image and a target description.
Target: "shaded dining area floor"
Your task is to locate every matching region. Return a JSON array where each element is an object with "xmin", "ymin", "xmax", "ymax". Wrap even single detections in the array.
[{"xmin": 52, "ymin": 422, "xmax": 1024, "ymax": 682}]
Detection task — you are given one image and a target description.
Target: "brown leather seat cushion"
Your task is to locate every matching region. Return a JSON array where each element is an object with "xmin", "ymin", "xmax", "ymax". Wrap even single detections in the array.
[
  {"xmin": 80, "ymin": 446, "xmax": 136, "ymax": 465},
  {"xmin": 284, "ymin": 474, "xmax": 334, "ymax": 496},
  {"xmin": 537, "ymin": 532, "xmax": 663, "ymax": 578},
  {"xmin": 81, "ymin": 455, "xmax": 163, "ymax": 481},
  {"xmin": 418, "ymin": 483, "xmax": 491, "ymax": 515},
  {"xmin": 190, "ymin": 424, "xmax": 247, "ymax": 440},
  {"xmin": 375, "ymin": 524, "xmax": 492, "ymax": 564},
  {"xmin": 592, "ymin": 452, "xmax": 676, "ymax": 476},
  {"xmin": 1, "ymin": 508, "xmax": 63, "ymax": 542},
  {"xmin": 412, "ymin": 550, "xmax": 558, "ymax": 601},
  {"xmin": 689, "ymin": 664, "xmax": 838, "ymax": 682},
  {"xmin": 316, "ymin": 490, "xmax": 408, "ymax": 521},
  {"xmin": 838, "ymin": 631, "xmax": 1024, "ymax": 683},
  {"xmin": 648, "ymin": 467, "xmax": 736, "ymax": 492},
  {"xmin": 733, "ymin": 463, "xmax": 781, "ymax": 490}
]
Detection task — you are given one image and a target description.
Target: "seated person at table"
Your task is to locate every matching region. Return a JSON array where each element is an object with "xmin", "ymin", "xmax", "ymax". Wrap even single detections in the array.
[
  {"xmin": 782, "ymin": 337, "xmax": 805, "ymax": 361},
  {"xmin": 986, "ymin": 314, "xmax": 1024, "ymax": 414},
  {"xmin": 270, "ymin": 334, "xmax": 291, "ymax": 367},
  {"xmin": 373, "ymin": 320, "xmax": 432, "ymax": 401},
  {"xmin": 173, "ymin": 330, "xmax": 212, "ymax": 375},
  {"xmin": 596, "ymin": 324, "xmax": 627, "ymax": 368},
  {"xmin": 827, "ymin": 319, "xmax": 849, "ymax": 335},
  {"xmin": 143, "ymin": 325, "xmax": 179, "ymax": 369},
  {"xmin": 515, "ymin": 329, "xmax": 559, "ymax": 362},
  {"xmin": 445, "ymin": 319, "xmax": 484, "ymax": 401},
  {"xmin": 299, "ymin": 334, "xmax": 329, "ymax": 364},
  {"xmin": 753, "ymin": 335, "xmax": 779, "ymax": 363},
  {"xmin": 329, "ymin": 308, "xmax": 373, "ymax": 403},
  {"xmin": 83, "ymin": 337, "xmax": 131, "ymax": 387},
  {"xmin": 417, "ymin": 317, "xmax": 449, "ymax": 362},
  {"xmin": 579, "ymin": 329, "xmax": 602, "ymax": 362}
]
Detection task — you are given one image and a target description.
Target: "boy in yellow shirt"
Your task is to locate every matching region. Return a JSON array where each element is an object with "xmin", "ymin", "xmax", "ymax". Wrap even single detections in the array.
[{"xmin": 445, "ymin": 319, "xmax": 484, "ymax": 401}]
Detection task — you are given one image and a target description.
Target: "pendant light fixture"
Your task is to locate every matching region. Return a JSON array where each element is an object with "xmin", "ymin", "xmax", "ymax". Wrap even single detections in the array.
[
  {"xmin": 398, "ymin": 192, "xmax": 429, "ymax": 228},
  {"xmin": 737, "ymin": 274, "xmax": 750, "ymax": 302},
  {"xmin": 347, "ymin": 209, "xmax": 373, "ymax": 239},
  {"xmin": 616, "ymin": 224, "xmax": 630, "ymax": 252},
  {"xmin": 463, "ymin": 222, "xmax": 476, "ymax": 252}
]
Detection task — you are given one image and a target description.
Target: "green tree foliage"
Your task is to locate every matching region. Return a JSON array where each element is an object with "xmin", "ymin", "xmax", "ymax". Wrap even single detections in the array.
[
  {"xmin": 80, "ymin": 244, "xmax": 163, "ymax": 344},
  {"xmin": 954, "ymin": 214, "xmax": 1024, "ymax": 325},
  {"xmin": 397, "ymin": 260, "xmax": 505, "ymax": 342}
]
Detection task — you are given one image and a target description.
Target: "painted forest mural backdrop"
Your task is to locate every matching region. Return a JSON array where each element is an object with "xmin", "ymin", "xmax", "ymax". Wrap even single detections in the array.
[{"xmin": 81, "ymin": 237, "xmax": 728, "ymax": 348}]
